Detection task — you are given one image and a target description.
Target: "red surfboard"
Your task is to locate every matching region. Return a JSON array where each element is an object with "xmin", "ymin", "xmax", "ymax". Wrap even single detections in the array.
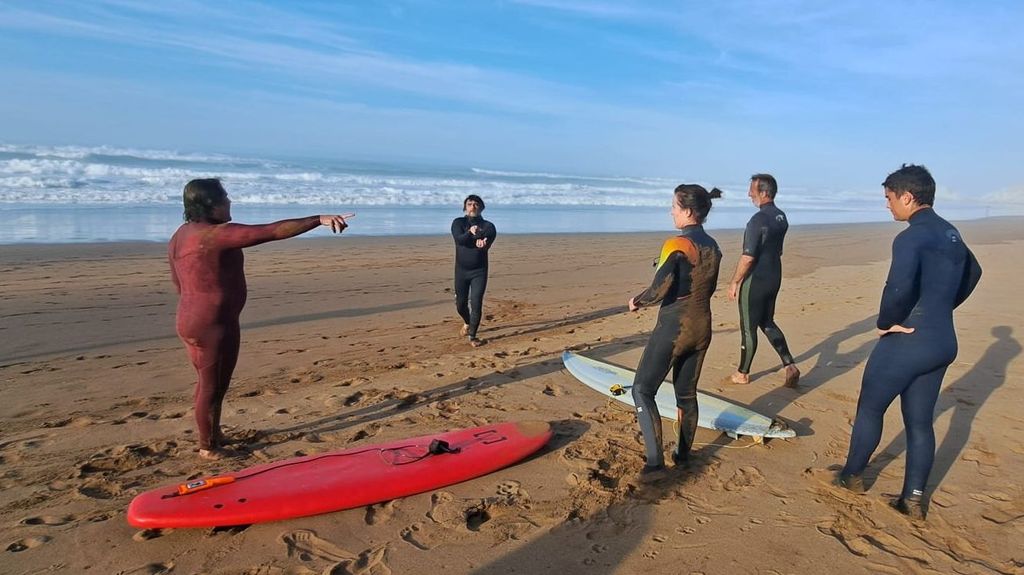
[{"xmin": 127, "ymin": 420, "xmax": 551, "ymax": 528}]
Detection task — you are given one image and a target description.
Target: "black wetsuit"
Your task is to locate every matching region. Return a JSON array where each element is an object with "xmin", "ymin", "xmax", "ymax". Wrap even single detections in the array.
[
  {"xmin": 451, "ymin": 216, "xmax": 497, "ymax": 339},
  {"xmin": 631, "ymin": 225, "xmax": 722, "ymax": 467},
  {"xmin": 842, "ymin": 208, "xmax": 981, "ymax": 500},
  {"xmin": 737, "ymin": 202, "xmax": 795, "ymax": 373}
]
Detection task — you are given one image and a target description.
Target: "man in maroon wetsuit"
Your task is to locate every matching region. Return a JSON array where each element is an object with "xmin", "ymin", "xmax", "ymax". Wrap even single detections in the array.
[{"xmin": 168, "ymin": 178, "xmax": 351, "ymax": 459}]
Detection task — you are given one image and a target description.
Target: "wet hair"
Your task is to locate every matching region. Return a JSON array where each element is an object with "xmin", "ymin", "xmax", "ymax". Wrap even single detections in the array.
[
  {"xmin": 882, "ymin": 164, "xmax": 935, "ymax": 206},
  {"xmin": 463, "ymin": 194, "xmax": 485, "ymax": 211},
  {"xmin": 673, "ymin": 184, "xmax": 723, "ymax": 224},
  {"xmin": 182, "ymin": 178, "xmax": 228, "ymax": 223},
  {"xmin": 750, "ymin": 173, "xmax": 778, "ymax": 199}
]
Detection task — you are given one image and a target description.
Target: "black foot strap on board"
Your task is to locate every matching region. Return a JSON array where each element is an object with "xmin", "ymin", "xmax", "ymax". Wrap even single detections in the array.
[{"xmin": 428, "ymin": 439, "xmax": 461, "ymax": 455}]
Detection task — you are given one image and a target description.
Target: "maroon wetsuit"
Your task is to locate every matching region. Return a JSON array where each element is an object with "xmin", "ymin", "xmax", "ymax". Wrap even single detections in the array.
[{"xmin": 168, "ymin": 217, "xmax": 321, "ymax": 450}]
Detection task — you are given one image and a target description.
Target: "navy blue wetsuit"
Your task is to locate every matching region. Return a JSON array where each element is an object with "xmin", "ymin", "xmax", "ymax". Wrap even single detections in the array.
[
  {"xmin": 631, "ymin": 225, "xmax": 722, "ymax": 467},
  {"xmin": 842, "ymin": 208, "xmax": 981, "ymax": 499},
  {"xmin": 452, "ymin": 216, "xmax": 497, "ymax": 339},
  {"xmin": 737, "ymin": 202, "xmax": 795, "ymax": 373}
]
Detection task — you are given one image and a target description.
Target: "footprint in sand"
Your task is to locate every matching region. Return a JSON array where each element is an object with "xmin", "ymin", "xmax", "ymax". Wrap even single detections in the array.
[
  {"xmin": 400, "ymin": 523, "xmax": 439, "ymax": 550},
  {"xmin": 341, "ymin": 546, "xmax": 392, "ymax": 575},
  {"xmin": 426, "ymin": 491, "xmax": 462, "ymax": 526},
  {"xmin": 351, "ymin": 424, "xmax": 381, "ymax": 442},
  {"xmin": 42, "ymin": 417, "xmax": 73, "ymax": 428},
  {"xmin": 76, "ymin": 479, "xmax": 124, "ymax": 500},
  {"xmin": 155, "ymin": 411, "xmax": 185, "ymax": 420},
  {"xmin": 436, "ymin": 400, "xmax": 461, "ymax": 414},
  {"xmin": 122, "ymin": 562, "xmax": 175, "ymax": 574},
  {"xmin": 21, "ymin": 514, "xmax": 76, "ymax": 526},
  {"xmin": 960, "ymin": 447, "xmax": 1000, "ymax": 477},
  {"xmin": 464, "ymin": 504, "xmax": 492, "ymax": 531},
  {"xmin": 723, "ymin": 466, "xmax": 766, "ymax": 491},
  {"xmin": 86, "ymin": 509, "xmax": 114, "ymax": 523},
  {"xmin": 811, "ymin": 484, "xmax": 939, "ymax": 565},
  {"xmin": 815, "ymin": 524, "xmax": 873, "ymax": 557},
  {"xmin": 282, "ymin": 529, "xmax": 356, "ymax": 562},
  {"xmin": 78, "ymin": 441, "xmax": 179, "ymax": 476},
  {"xmin": 344, "ymin": 391, "xmax": 366, "ymax": 407},
  {"xmin": 365, "ymin": 500, "xmax": 399, "ymax": 526},
  {"xmin": 133, "ymin": 528, "xmax": 171, "ymax": 541},
  {"xmin": 282, "ymin": 529, "xmax": 391, "ymax": 574},
  {"xmin": 496, "ymin": 480, "xmax": 525, "ymax": 499},
  {"xmin": 303, "ymin": 433, "xmax": 325, "ymax": 444},
  {"xmin": 336, "ymin": 376, "xmax": 371, "ymax": 389},
  {"xmin": 391, "ymin": 390, "xmax": 420, "ymax": 410},
  {"xmin": 6, "ymin": 536, "xmax": 52, "ymax": 552}
]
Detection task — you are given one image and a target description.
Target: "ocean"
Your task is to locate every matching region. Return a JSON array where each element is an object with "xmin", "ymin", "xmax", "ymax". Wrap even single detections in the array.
[{"xmin": 0, "ymin": 143, "xmax": 1006, "ymax": 244}]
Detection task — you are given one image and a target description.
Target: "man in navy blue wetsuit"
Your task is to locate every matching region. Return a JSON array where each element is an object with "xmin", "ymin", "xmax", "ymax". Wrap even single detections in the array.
[{"xmin": 837, "ymin": 165, "xmax": 982, "ymax": 520}]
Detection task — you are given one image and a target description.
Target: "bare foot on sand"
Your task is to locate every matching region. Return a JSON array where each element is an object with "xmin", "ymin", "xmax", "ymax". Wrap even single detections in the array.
[
  {"xmin": 460, "ymin": 324, "xmax": 470, "ymax": 337},
  {"xmin": 198, "ymin": 448, "xmax": 227, "ymax": 460},
  {"xmin": 783, "ymin": 365, "xmax": 800, "ymax": 388},
  {"xmin": 470, "ymin": 337, "xmax": 485, "ymax": 348},
  {"xmin": 729, "ymin": 372, "xmax": 749, "ymax": 385}
]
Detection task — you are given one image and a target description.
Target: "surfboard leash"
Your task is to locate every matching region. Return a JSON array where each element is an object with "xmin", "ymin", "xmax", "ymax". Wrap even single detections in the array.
[{"xmin": 165, "ymin": 440, "xmax": 463, "ymax": 498}]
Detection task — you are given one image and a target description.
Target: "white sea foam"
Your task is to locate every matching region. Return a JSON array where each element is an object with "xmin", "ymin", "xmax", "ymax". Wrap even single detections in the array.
[
  {"xmin": 0, "ymin": 143, "xmax": 1012, "ymax": 244},
  {"xmin": 0, "ymin": 143, "xmax": 247, "ymax": 164},
  {"xmin": 0, "ymin": 142, "xmax": 997, "ymax": 214}
]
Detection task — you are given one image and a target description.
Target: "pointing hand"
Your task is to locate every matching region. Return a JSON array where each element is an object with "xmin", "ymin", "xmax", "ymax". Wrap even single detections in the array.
[{"xmin": 320, "ymin": 213, "xmax": 354, "ymax": 234}]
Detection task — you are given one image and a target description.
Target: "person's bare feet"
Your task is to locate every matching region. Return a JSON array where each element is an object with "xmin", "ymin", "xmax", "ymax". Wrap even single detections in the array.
[
  {"xmin": 460, "ymin": 324, "xmax": 470, "ymax": 337},
  {"xmin": 469, "ymin": 337, "xmax": 485, "ymax": 347},
  {"xmin": 729, "ymin": 372, "xmax": 749, "ymax": 384},
  {"xmin": 784, "ymin": 364, "xmax": 801, "ymax": 388},
  {"xmin": 198, "ymin": 448, "xmax": 227, "ymax": 460}
]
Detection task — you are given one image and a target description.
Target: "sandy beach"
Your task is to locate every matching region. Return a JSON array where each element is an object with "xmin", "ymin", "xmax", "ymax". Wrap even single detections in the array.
[{"xmin": 2, "ymin": 217, "xmax": 1023, "ymax": 574}]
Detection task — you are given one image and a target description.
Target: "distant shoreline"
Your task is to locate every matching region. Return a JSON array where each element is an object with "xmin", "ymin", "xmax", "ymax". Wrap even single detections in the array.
[{"xmin": 4, "ymin": 210, "xmax": 1019, "ymax": 246}]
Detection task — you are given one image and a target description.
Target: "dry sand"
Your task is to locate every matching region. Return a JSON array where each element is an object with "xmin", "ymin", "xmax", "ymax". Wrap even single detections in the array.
[{"xmin": 1, "ymin": 217, "xmax": 1022, "ymax": 574}]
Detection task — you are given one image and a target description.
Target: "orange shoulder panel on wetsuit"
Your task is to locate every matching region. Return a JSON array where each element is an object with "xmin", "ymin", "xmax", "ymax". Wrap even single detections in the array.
[{"xmin": 657, "ymin": 236, "xmax": 698, "ymax": 269}]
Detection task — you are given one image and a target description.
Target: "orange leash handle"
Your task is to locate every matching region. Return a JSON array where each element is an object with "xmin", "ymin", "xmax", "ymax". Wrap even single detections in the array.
[{"xmin": 176, "ymin": 476, "xmax": 236, "ymax": 496}]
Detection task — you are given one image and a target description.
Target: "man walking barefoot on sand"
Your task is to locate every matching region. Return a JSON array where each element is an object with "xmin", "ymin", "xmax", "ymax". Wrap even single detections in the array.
[{"xmin": 728, "ymin": 174, "xmax": 800, "ymax": 386}]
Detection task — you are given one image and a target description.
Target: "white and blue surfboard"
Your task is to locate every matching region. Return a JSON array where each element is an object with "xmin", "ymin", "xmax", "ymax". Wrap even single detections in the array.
[{"xmin": 562, "ymin": 351, "xmax": 796, "ymax": 441}]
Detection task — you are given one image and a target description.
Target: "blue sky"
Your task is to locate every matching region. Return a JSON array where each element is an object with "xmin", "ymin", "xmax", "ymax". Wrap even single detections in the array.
[{"xmin": 1, "ymin": 0, "xmax": 1022, "ymax": 197}]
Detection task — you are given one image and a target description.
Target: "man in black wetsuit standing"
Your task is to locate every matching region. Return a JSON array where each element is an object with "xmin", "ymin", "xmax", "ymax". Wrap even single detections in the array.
[
  {"xmin": 728, "ymin": 174, "xmax": 800, "ymax": 387},
  {"xmin": 837, "ymin": 164, "xmax": 981, "ymax": 520},
  {"xmin": 451, "ymin": 195, "xmax": 496, "ymax": 347}
]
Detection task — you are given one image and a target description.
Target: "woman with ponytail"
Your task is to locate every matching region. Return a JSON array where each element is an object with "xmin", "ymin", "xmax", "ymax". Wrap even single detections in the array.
[{"xmin": 627, "ymin": 184, "xmax": 724, "ymax": 481}]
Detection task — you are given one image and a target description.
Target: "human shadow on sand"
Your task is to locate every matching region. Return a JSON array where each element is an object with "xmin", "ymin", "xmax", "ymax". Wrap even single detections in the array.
[
  {"xmin": 741, "ymin": 315, "xmax": 878, "ymax": 436},
  {"xmin": 2, "ymin": 299, "xmax": 438, "ymax": 363},
  {"xmin": 252, "ymin": 333, "xmax": 650, "ymax": 447},
  {"xmin": 864, "ymin": 325, "xmax": 1021, "ymax": 493},
  {"xmin": 468, "ymin": 440, "xmax": 726, "ymax": 574},
  {"xmin": 483, "ymin": 305, "xmax": 629, "ymax": 344},
  {"xmin": 245, "ymin": 333, "xmax": 735, "ymax": 573}
]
